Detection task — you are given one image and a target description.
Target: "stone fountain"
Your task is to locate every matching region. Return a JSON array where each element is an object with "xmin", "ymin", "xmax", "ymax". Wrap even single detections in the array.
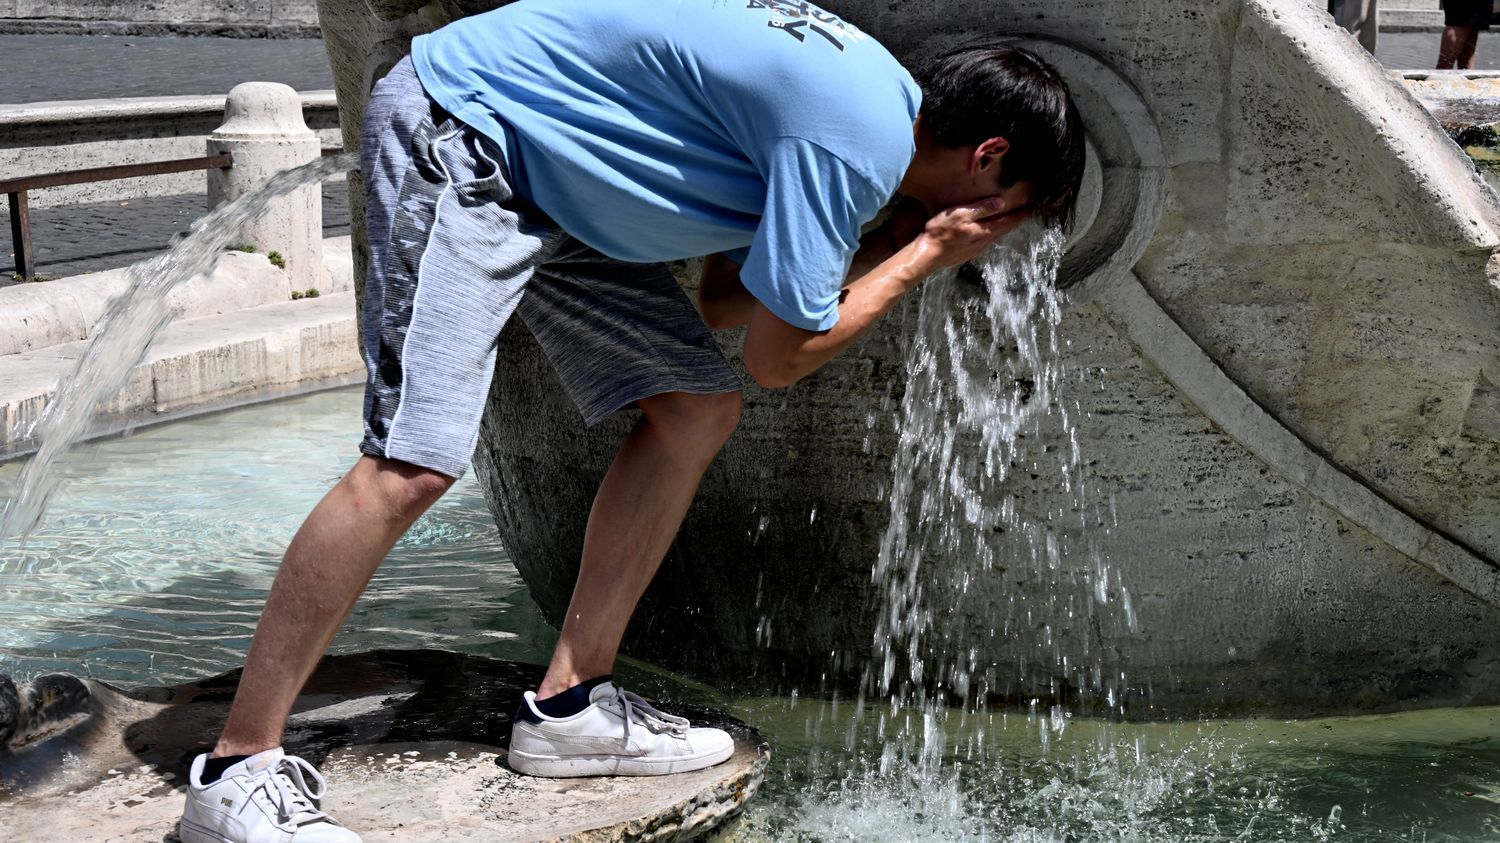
[{"xmin": 317, "ymin": 0, "xmax": 1500, "ymax": 717}]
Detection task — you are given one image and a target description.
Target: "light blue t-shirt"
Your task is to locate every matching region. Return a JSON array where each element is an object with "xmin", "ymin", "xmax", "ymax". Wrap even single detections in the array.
[{"xmin": 410, "ymin": 0, "xmax": 920, "ymax": 331}]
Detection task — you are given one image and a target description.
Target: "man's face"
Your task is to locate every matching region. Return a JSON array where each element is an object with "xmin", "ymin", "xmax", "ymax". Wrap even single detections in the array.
[
  {"xmin": 926, "ymin": 137, "xmax": 1035, "ymax": 231},
  {"xmin": 935, "ymin": 176, "xmax": 1034, "ymax": 230}
]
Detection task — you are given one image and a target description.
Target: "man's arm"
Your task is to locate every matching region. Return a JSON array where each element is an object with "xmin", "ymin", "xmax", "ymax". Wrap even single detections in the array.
[
  {"xmin": 698, "ymin": 197, "xmax": 944, "ymax": 330},
  {"xmin": 844, "ymin": 197, "xmax": 931, "ymax": 282},
  {"xmin": 742, "ymin": 197, "xmax": 1024, "ymax": 388}
]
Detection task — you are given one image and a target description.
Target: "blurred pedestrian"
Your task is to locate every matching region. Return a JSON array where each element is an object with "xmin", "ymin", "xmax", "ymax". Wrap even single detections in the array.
[
  {"xmin": 1330, "ymin": 0, "xmax": 1379, "ymax": 53},
  {"xmin": 1439, "ymin": 0, "xmax": 1496, "ymax": 68}
]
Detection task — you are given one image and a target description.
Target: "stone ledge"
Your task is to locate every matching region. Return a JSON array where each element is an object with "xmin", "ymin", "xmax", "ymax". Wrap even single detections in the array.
[
  {"xmin": 0, "ymin": 289, "xmax": 364, "ymax": 461},
  {"xmin": 0, "ymin": 18, "xmax": 322, "ymax": 39},
  {"xmin": 0, "ymin": 650, "xmax": 769, "ymax": 842},
  {"xmin": 0, "ymin": 90, "xmax": 338, "ymax": 131},
  {"xmin": 0, "ymin": 236, "xmax": 360, "ymax": 460},
  {"xmin": 1380, "ymin": 6, "xmax": 1443, "ymax": 32},
  {"xmin": 0, "ymin": 251, "xmax": 292, "ymax": 357}
]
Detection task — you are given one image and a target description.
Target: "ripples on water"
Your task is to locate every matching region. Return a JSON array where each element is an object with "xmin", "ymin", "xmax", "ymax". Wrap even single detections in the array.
[
  {"xmin": 0, "ymin": 319, "xmax": 1496, "ymax": 840},
  {"xmin": 739, "ymin": 694, "xmax": 1500, "ymax": 841},
  {"xmin": 0, "ymin": 387, "xmax": 555, "ymax": 685},
  {"xmin": 1, "ymin": 153, "xmax": 356, "ymax": 543}
]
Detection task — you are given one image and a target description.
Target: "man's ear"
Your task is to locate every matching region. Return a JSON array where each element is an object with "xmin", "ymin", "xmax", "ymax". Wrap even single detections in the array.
[{"xmin": 971, "ymin": 137, "xmax": 1010, "ymax": 176}]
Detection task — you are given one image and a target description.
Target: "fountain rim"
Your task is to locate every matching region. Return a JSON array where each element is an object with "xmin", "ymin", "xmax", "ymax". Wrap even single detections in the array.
[{"xmin": 983, "ymin": 34, "xmax": 1169, "ymax": 307}]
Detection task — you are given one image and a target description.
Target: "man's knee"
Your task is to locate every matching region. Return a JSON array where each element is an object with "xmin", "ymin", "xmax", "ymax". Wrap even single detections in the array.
[
  {"xmin": 351, "ymin": 455, "xmax": 457, "ymax": 522},
  {"xmin": 640, "ymin": 390, "xmax": 743, "ymax": 450}
]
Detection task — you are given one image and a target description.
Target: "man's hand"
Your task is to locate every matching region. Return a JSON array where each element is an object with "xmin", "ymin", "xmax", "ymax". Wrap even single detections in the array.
[
  {"xmin": 742, "ymin": 193, "xmax": 1032, "ymax": 389},
  {"xmin": 903, "ymin": 196, "xmax": 1030, "ymax": 276},
  {"xmin": 849, "ymin": 194, "xmax": 1027, "ymax": 284}
]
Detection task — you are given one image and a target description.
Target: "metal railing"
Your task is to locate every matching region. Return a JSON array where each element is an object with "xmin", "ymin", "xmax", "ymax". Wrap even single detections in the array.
[
  {"xmin": 2, "ymin": 154, "xmax": 233, "ymax": 280},
  {"xmin": 2, "ymin": 146, "xmax": 348, "ymax": 280}
]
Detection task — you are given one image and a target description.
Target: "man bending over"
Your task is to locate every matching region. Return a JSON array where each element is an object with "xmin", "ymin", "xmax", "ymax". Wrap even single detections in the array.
[{"xmin": 178, "ymin": 1, "xmax": 1085, "ymax": 840}]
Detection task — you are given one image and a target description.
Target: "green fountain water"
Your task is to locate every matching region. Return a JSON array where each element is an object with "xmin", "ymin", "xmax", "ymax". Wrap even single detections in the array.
[{"xmin": 2, "ymin": 388, "xmax": 1496, "ymax": 840}]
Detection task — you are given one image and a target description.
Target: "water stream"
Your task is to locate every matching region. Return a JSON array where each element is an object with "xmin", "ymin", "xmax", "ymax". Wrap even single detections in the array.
[
  {"xmin": 0, "ymin": 152, "xmax": 356, "ymax": 547},
  {"xmin": 872, "ymin": 223, "xmax": 1127, "ymax": 707},
  {"xmin": 829, "ymin": 224, "xmax": 1134, "ymax": 818}
]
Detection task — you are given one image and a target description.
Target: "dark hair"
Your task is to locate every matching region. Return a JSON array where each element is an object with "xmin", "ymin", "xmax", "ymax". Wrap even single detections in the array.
[{"xmin": 914, "ymin": 45, "xmax": 1086, "ymax": 230}]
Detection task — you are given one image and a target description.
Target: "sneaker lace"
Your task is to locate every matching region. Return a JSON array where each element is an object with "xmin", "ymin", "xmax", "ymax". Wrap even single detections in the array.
[
  {"xmin": 264, "ymin": 755, "xmax": 333, "ymax": 828},
  {"xmin": 612, "ymin": 686, "xmax": 690, "ymax": 744}
]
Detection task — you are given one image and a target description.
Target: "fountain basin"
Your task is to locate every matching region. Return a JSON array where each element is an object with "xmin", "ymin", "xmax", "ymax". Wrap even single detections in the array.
[
  {"xmin": 1401, "ymin": 70, "xmax": 1500, "ymax": 193},
  {"xmin": 4, "ymin": 387, "xmax": 1500, "ymax": 838},
  {"xmin": 314, "ymin": 0, "xmax": 1500, "ymax": 716}
]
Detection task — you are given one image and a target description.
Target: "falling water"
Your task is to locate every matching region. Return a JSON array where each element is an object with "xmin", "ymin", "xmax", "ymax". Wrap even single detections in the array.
[
  {"xmin": 870, "ymin": 220, "xmax": 1131, "ymax": 712},
  {"xmin": 0, "ymin": 153, "xmax": 357, "ymax": 547},
  {"xmin": 797, "ymin": 222, "xmax": 1138, "ymax": 832}
]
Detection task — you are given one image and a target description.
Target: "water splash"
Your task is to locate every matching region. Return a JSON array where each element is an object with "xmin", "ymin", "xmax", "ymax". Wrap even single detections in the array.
[
  {"xmin": 1, "ymin": 153, "xmax": 356, "ymax": 549},
  {"xmin": 870, "ymin": 222, "xmax": 1127, "ymax": 712},
  {"xmin": 749, "ymin": 701, "xmax": 1369, "ymax": 842},
  {"xmin": 827, "ymin": 222, "xmax": 1136, "ymax": 827}
]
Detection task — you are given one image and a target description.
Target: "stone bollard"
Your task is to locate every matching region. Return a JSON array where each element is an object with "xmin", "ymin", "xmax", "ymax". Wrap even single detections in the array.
[{"xmin": 208, "ymin": 82, "xmax": 322, "ymax": 292}]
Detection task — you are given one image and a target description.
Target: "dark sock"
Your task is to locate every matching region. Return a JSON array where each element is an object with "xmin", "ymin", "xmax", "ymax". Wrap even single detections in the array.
[
  {"xmin": 519, "ymin": 675, "xmax": 613, "ymax": 723},
  {"xmin": 199, "ymin": 754, "xmax": 249, "ymax": 784}
]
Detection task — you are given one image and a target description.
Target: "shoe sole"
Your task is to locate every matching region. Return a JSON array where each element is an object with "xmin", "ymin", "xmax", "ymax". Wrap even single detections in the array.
[
  {"xmin": 507, "ymin": 742, "xmax": 734, "ymax": 778},
  {"xmin": 177, "ymin": 818, "xmax": 234, "ymax": 843}
]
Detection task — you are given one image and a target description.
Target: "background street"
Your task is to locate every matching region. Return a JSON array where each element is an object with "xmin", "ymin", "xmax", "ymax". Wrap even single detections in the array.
[{"xmin": 1, "ymin": 29, "xmax": 1494, "ymax": 280}]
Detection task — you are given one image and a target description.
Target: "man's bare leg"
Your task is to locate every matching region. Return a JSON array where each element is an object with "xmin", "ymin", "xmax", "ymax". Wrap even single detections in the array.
[
  {"xmin": 1438, "ymin": 26, "xmax": 1481, "ymax": 69},
  {"xmin": 212, "ymin": 455, "xmax": 455, "ymax": 756},
  {"xmin": 535, "ymin": 389, "xmax": 742, "ymax": 699}
]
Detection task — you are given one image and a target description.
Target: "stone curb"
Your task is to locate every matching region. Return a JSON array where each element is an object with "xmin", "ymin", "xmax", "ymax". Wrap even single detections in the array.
[
  {"xmin": 0, "ymin": 91, "xmax": 339, "ymax": 131},
  {"xmin": 0, "ymin": 235, "xmax": 353, "ymax": 356},
  {"xmin": 0, "ymin": 237, "xmax": 361, "ymax": 461},
  {"xmin": 1381, "ymin": 8, "xmax": 1443, "ymax": 33},
  {"xmin": 2, "ymin": 253, "xmax": 285, "ymax": 357},
  {"xmin": 0, "ymin": 18, "xmax": 322, "ymax": 39},
  {"xmin": 0, "ymin": 292, "xmax": 363, "ymax": 462},
  {"xmin": 1382, "ymin": 24, "xmax": 1445, "ymax": 33}
]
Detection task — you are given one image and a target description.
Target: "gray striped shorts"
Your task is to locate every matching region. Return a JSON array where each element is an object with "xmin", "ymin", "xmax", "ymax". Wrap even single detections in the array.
[{"xmin": 358, "ymin": 57, "xmax": 741, "ymax": 478}]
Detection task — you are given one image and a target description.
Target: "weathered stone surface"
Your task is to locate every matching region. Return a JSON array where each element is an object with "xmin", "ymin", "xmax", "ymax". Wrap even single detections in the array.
[
  {"xmin": 0, "ymin": 250, "xmax": 292, "ymax": 356},
  {"xmin": 0, "ymin": 651, "xmax": 769, "ymax": 841},
  {"xmin": 6, "ymin": 0, "xmax": 318, "ymax": 27},
  {"xmin": 317, "ymin": 0, "xmax": 1500, "ymax": 716}
]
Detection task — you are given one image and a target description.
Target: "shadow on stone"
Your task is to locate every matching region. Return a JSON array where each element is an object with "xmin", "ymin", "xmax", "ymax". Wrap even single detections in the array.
[{"xmin": 0, "ymin": 650, "xmax": 769, "ymax": 841}]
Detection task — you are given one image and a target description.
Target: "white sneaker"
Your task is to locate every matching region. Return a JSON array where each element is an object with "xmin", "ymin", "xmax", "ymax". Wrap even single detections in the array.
[
  {"xmin": 508, "ymin": 682, "xmax": 735, "ymax": 777},
  {"xmin": 179, "ymin": 748, "xmax": 361, "ymax": 843}
]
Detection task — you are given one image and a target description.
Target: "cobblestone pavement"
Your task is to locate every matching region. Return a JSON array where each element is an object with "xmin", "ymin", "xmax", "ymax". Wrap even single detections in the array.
[
  {"xmin": 0, "ymin": 34, "xmax": 334, "ymax": 103},
  {"xmin": 0, "ymin": 30, "xmax": 1487, "ymax": 106},
  {"xmin": 0, "ymin": 29, "xmax": 1494, "ymax": 286},
  {"xmin": 1, "ymin": 34, "xmax": 342, "ymax": 286},
  {"xmin": 1377, "ymin": 30, "xmax": 1500, "ymax": 69},
  {"xmin": 2, "ymin": 183, "xmax": 350, "ymax": 285}
]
